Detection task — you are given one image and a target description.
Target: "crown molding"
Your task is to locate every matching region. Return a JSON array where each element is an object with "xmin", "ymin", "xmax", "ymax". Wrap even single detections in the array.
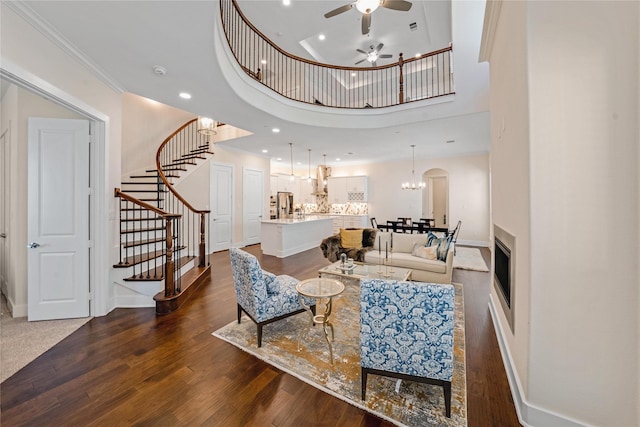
[
  {"xmin": 5, "ymin": 1, "xmax": 126, "ymax": 94},
  {"xmin": 479, "ymin": 0, "xmax": 503, "ymax": 62}
]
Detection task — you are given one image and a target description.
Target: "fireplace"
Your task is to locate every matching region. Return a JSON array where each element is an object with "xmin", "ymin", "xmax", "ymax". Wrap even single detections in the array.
[{"xmin": 493, "ymin": 224, "xmax": 515, "ymax": 332}]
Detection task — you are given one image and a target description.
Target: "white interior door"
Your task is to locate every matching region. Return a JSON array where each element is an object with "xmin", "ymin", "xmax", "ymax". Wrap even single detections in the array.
[
  {"xmin": 210, "ymin": 163, "xmax": 233, "ymax": 252},
  {"xmin": 431, "ymin": 176, "xmax": 449, "ymax": 228},
  {"xmin": 243, "ymin": 168, "xmax": 264, "ymax": 246},
  {"xmin": 0, "ymin": 129, "xmax": 8, "ymax": 297},
  {"xmin": 28, "ymin": 118, "xmax": 90, "ymax": 321}
]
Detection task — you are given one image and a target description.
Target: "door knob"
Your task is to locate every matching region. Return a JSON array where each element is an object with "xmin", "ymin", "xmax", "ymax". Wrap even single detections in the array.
[
  {"xmin": 0, "ymin": 233, "xmax": 6, "ymax": 238},
  {"xmin": 27, "ymin": 242, "xmax": 41, "ymax": 248}
]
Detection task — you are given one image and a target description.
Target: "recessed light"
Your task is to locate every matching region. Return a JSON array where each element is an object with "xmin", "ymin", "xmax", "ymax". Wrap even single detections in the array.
[
  {"xmin": 282, "ymin": 0, "xmax": 290, "ymax": 5},
  {"xmin": 318, "ymin": 34, "xmax": 326, "ymax": 41},
  {"xmin": 276, "ymin": 157, "xmax": 282, "ymax": 161},
  {"xmin": 272, "ymin": 128, "xmax": 280, "ymax": 133},
  {"xmin": 179, "ymin": 92, "xmax": 191, "ymax": 99},
  {"xmin": 336, "ymin": 158, "xmax": 341, "ymax": 161},
  {"xmin": 262, "ymin": 149, "xmax": 268, "ymax": 153}
]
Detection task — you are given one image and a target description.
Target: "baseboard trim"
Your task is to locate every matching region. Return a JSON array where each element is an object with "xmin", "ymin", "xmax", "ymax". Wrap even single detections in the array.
[{"xmin": 488, "ymin": 295, "xmax": 588, "ymax": 427}]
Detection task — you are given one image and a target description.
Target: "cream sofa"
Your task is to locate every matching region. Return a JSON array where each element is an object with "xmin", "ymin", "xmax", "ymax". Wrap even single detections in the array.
[{"xmin": 364, "ymin": 231, "xmax": 454, "ymax": 284}]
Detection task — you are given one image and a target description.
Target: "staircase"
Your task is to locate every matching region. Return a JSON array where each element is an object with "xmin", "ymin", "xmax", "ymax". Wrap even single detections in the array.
[{"xmin": 114, "ymin": 119, "xmax": 212, "ymax": 314}]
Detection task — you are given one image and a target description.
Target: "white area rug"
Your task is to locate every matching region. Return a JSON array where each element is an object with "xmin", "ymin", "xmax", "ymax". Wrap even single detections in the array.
[
  {"xmin": 453, "ymin": 247, "xmax": 489, "ymax": 272},
  {"xmin": 1, "ymin": 296, "xmax": 91, "ymax": 382}
]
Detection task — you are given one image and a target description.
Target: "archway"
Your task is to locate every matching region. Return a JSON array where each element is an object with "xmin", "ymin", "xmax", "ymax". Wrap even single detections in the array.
[{"xmin": 422, "ymin": 168, "xmax": 449, "ymax": 228}]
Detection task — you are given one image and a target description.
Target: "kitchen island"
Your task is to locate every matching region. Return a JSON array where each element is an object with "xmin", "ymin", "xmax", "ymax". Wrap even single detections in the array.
[{"xmin": 261, "ymin": 216, "xmax": 333, "ymax": 258}]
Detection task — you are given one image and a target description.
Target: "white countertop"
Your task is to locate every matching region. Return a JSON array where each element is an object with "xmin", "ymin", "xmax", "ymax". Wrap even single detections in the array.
[{"xmin": 261, "ymin": 215, "xmax": 334, "ymax": 225}]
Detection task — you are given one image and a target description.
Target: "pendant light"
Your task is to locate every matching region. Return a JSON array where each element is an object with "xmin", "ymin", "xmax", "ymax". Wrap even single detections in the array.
[
  {"xmin": 322, "ymin": 154, "xmax": 328, "ymax": 186},
  {"xmin": 289, "ymin": 143, "xmax": 295, "ymax": 181},
  {"xmin": 307, "ymin": 149, "xmax": 312, "ymax": 183},
  {"xmin": 197, "ymin": 116, "xmax": 217, "ymax": 135},
  {"xmin": 401, "ymin": 144, "xmax": 426, "ymax": 190}
]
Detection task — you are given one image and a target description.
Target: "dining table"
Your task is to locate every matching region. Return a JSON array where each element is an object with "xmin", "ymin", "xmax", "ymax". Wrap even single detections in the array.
[{"xmin": 376, "ymin": 221, "xmax": 450, "ymax": 235}]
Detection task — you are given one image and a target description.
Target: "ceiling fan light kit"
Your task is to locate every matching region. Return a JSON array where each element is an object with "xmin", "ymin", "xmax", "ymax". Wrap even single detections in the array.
[{"xmin": 324, "ymin": 0, "xmax": 413, "ymax": 35}]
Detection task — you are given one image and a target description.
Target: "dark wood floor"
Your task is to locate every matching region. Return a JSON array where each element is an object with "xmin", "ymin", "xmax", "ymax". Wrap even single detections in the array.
[{"xmin": 1, "ymin": 245, "xmax": 520, "ymax": 426}]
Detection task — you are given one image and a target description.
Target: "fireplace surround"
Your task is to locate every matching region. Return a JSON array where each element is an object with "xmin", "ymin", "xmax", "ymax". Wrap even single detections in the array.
[{"xmin": 493, "ymin": 224, "xmax": 515, "ymax": 332}]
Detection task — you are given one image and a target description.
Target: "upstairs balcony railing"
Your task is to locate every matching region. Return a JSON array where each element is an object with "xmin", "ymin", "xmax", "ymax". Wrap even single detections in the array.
[{"xmin": 220, "ymin": 0, "xmax": 454, "ymax": 109}]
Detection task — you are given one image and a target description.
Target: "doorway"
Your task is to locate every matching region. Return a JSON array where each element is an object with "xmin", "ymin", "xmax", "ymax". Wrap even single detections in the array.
[
  {"xmin": 243, "ymin": 168, "xmax": 264, "ymax": 246},
  {"xmin": 210, "ymin": 162, "xmax": 234, "ymax": 252},
  {"xmin": 422, "ymin": 168, "xmax": 449, "ymax": 228},
  {"xmin": 1, "ymin": 70, "xmax": 108, "ymax": 319}
]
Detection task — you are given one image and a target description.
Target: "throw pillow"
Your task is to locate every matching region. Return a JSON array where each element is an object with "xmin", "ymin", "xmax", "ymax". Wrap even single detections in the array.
[
  {"xmin": 362, "ymin": 228, "xmax": 377, "ymax": 248},
  {"xmin": 263, "ymin": 271, "xmax": 280, "ymax": 294},
  {"xmin": 412, "ymin": 243, "xmax": 438, "ymax": 260},
  {"xmin": 427, "ymin": 231, "xmax": 439, "ymax": 246},
  {"xmin": 340, "ymin": 228, "xmax": 363, "ymax": 249}
]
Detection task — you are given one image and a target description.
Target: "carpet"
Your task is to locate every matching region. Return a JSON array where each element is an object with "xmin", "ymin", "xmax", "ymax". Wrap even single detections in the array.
[
  {"xmin": 453, "ymin": 247, "xmax": 489, "ymax": 272},
  {"xmin": 1, "ymin": 295, "xmax": 92, "ymax": 383},
  {"xmin": 213, "ymin": 282, "xmax": 467, "ymax": 426}
]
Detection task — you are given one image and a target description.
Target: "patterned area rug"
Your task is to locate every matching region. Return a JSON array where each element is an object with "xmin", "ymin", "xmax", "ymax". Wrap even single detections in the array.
[
  {"xmin": 453, "ymin": 247, "xmax": 489, "ymax": 272},
  {"xmin": 213, "ymin": 282, "xmax": 467, "ymax": 426}
]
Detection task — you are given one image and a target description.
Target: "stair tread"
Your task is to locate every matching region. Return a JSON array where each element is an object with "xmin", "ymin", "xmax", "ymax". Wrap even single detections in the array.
[
  {"xmin": 130, "ymin": 174, "xmax": 179, "ymax": 179},
  {"xmin": 120, "ymin": 226, "xmax": 165, "ymax": 234},
  {"xmin": 122, "ymin": 255, "xmax": 196, "ymax": 281},
  {"xmin": 122, "ymin": 236, "xmax": 168, "ymax": 249},
  {"xmin": 119, "ymin": 189, "xmax": 168, "ymax": 193},
  {"xmin": 113, "ymin": 246, "xmax": 187, "ymax": 268}
]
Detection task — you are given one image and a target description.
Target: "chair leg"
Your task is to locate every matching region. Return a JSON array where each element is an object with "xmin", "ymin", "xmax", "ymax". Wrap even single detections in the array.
[
  {"xmin": 443, "ymin": 381, "xmax": 452, "ymax": 418},
  {"xmin": 361, "ymin": 368, "xmax": 368, "ymax": 400},
  {"xmin": 257, "ymin": 324, "xmax": 263, "ymax": 348}
]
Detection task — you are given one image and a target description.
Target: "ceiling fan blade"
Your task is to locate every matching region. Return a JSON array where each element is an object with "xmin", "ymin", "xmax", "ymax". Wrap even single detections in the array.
[
  {"xmin": 356, "ymin": 48, "xmax": 368, "ymax": 54},
  {"xmin": 355, "ymin": 58, "xmax": 367, "ymax": 65},
  {"xmin": 381, "ymin": 0, "xmax": 412, "ymax": 12},
  {"xmin": 375, "ymin": 43, "xmax": 384, "ymax": 53},
  {"xmin": 361, "ymin": 13, "xmax": 371, "ymax": 35},
  {"xmin": 324, "ymin": 3, "xmax": 353, "ymax": 18},
  {"xmin": 379, "ymin": 54, "xmax": 393, "ymax": 58}
]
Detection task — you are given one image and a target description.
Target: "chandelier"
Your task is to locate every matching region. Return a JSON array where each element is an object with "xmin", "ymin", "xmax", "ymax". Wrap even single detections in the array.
[
  {"xmin": 401, "ymin": 144, "xmax": 426, "ymax": 190},
  {"xmin": 197, "ymin": 116, "xmax": 217, "ymax": 135}
]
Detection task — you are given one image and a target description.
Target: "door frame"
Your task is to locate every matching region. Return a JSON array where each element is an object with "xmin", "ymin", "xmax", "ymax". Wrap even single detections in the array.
[
  {"xmin": 1, "ymin": 63, "xmax": 110, "ymax": 317},
  {"xmin": 422, "ymin": 168, "xmax": 449, "ymax": 228},
  {"xmin": 242, "ymin": 167, "xmax": 264, "ymax": 246},
  {"xmin": 209, "ymin": 161, "xmax": 234, "ymax": 252}
]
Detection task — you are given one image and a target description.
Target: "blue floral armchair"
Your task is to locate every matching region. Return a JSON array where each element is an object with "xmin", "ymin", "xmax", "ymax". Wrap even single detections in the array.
[
  {"xmin": 360, "ymin": 278, "xmax": 455, "ymax": 417},
  {"xmin": 229, "ymin": 248, "xmax": 315, "ymax": 347}
]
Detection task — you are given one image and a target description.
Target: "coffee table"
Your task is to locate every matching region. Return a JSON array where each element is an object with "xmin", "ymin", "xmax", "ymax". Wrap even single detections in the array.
[
  {"xmin": 318, "ymin": 261, "xmax": 412, "ymax": 287},
  {"xmin": 296, "ymin": 277, "xmax": 345, "ymax": 365}
]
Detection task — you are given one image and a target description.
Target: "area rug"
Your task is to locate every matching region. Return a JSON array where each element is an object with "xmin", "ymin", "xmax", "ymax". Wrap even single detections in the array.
[
  {"xmin": 1, "ymin": 296, "xmax": 92, "ymax": 383},
  {"xmin": 213, "ymin": 283, "xmax": 467, "ymax": 426},
  {"xmin": 453, "ymin": 247, "xmax": 489, "ymax": 272}
]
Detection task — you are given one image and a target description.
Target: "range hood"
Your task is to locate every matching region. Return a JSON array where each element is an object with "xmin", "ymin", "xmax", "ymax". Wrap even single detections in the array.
[{"xmin": 312, "ymin": 165, "xmax": 330, "ymax": 195}]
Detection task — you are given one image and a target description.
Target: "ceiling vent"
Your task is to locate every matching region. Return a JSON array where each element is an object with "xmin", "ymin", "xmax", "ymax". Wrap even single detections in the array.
[{"xmin": 409, "ymin": 22, "xmax": 418, "ymax": 31}]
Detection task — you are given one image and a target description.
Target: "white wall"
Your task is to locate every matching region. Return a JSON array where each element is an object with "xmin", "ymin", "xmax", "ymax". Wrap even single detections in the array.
[
  {"xmin": 121, "ymin": 93, "xmax": 193, "ymax": 176},
  {"xmin": 328, "ymin": 153, "xmax": 490, "ymax": 245},
  {"xmin": 488, "ymin": 1, "xmax": 639, "ymax": 425}
]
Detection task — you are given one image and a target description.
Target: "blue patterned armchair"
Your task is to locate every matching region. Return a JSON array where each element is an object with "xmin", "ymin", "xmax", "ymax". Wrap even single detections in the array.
[
  {"xmin": 229, "ymin": 248, "xmax": 315, "ymax": 347},
  {"xmin": 360, "ymin": 279, "xmax": 455, "ymax": 417}
]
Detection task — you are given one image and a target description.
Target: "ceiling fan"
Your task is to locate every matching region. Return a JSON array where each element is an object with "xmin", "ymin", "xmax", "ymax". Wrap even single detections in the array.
[
  {"xmin": 324, "ymin": 0, "xmax": 413, "ymax": 35},
  {"xmin": 355, "ymin": 43, "xmax": 392, "ymax": 66}
]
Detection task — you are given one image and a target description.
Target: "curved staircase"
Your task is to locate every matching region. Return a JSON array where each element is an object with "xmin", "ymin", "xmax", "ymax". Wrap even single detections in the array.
[{"xmin": 114, "ymin": 119, "xmax": 212, "ymax": 314}]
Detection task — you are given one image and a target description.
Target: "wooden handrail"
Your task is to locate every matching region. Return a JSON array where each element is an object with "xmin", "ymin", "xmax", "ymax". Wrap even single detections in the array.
[
  {"xmin": 114, "ymin": 188, "xmax": 180, "ymax": 219},
  {"xmin": 155, "ymin": 118, "xmax": 211, "ymax": 215},
  {"xmin": 220, "ymin": 0, "xmax": 455, "ymax": 108}
]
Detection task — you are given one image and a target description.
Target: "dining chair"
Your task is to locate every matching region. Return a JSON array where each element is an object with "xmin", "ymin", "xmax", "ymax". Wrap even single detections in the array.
[
  {"xmin": 387, "ymin": 220, "xmax": 402, "ymax": 233},
  {"xmin": 370, "ymin": 217, "xmax": 379, "ymax": 229},
  {"xmin": 419, "ymin": 218, "xmax": 435, "ymax": 228}
]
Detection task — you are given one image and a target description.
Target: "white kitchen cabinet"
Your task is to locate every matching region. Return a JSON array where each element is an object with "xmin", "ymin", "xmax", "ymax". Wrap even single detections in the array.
[
  {"xmin": 327, "ymin": 176, "xmax": 368, "ymax": 203},
  {"xmin": 276, "ymin": 174, "xmax": 300, "ymax": 201},
  {"xmin": 344, "ymin": 215, "xmax": 369, "ymax": 228},
  {"xmin": 298, "ymin": 178, "xmax": 316, "ymax": 203},
  {"xmin": 270, "ymin": 175, "xmax": 278, "ymax": 196},
  {"xmin": 327, "ymin": 177, "xmax": 348, "ymax": 204}
]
